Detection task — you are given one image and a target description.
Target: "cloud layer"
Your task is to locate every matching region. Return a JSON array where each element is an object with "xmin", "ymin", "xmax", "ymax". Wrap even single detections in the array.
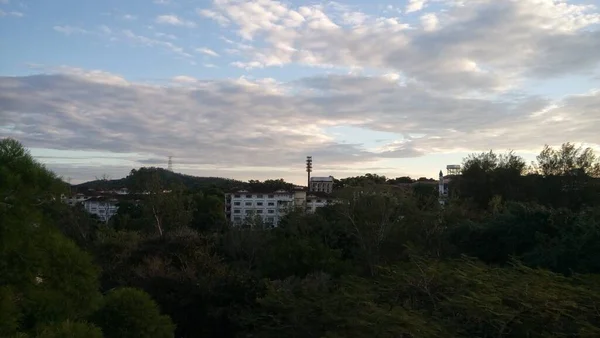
[{"xmin": 1, "ymin": 0, "xmax": 600, "ymax": 182}]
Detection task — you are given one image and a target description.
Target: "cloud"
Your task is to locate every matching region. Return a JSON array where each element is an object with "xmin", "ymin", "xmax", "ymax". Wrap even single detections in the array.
[
  {"xmin": 122, "ymin": 14, "xmax": 136, "ymax": 20},
  {"xmin": 0, "ymin": 9, "xmax": 23, "ymax": 17},
  {"xmin": 53, "ymin": 25, "xmax": 89, "ymax": 35},
  {"xmin": 156, "ymin": 14, "xmax": 196, "ymax": 27},
  {"xmin": 196, "ymin": 47, "xmax": 219, "ymax": 57},
  {"xmin": 406, "ymin": 0, "xmax": 427, "ymax": 13},
  {"xmin": 198, "ymin": 0, "xmax": 600, "ymax": 94},
  {"xmin": 122, "ymin": 30, "xmax": 193, "ymax": 58},
  {"xmin": 197, "ymin": 8, "xmax": 230, "ymax": 25},
  {"xmin": 154, "ymin": 0, "xmax": 170, "ymax": 4},
  {"xmin": 1, "ymin": 69, "xmax": 599, "ymax": 182}
]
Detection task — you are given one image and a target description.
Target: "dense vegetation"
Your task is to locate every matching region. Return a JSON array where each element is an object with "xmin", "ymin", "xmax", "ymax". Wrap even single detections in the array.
[{"xmin": 2, "ymin": 137, "xmax": 600, "ymax": 337}]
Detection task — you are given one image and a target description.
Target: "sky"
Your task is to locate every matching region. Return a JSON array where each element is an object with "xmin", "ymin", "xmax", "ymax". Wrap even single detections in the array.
[{"xmin": 1, "ymin": 0, "xmax": 599, "ymax": 185}]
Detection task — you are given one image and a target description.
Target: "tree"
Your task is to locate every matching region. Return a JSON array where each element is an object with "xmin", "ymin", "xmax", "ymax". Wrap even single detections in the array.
[
  {"xmin": 333, "ymin": 185, "xmax": 407, "ymax": 276},
  {"xmin": 92, "ymin": 287, "xmax": 174, "ymax": 338},
  {"xmin": 127, "ymin": 168, "xmax": 192, "ymax": 235},
  {"xmin": 535, "ymin": 142, "xmax": 600, "ymax": 177},
  {"xmin": 0, "ymin": 138, "xmax": 101, "ymax": 334},
  {"xmin": 34, "ymin": 320, "xmax": 103, "ymax": 338}
]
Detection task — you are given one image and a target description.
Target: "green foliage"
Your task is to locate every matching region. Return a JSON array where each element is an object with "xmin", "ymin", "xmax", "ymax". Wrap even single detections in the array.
[
  {"xmin": 6, "ymin": 138, "xmax": 600, "ymax": 337},
  {"xmin": 241, "ymin": 272, "xmax": 440, "ymax": 338},
  {"xmin": 0, "ymin": 139, "xmax": 102, "ymax": 333},
  {"xmin": 34, "ymin": 320, "xmax": 103, "ymax": 338},
  {"xmin": 92, "ymin": 287, "xmax": 174, "ymax": 338}
]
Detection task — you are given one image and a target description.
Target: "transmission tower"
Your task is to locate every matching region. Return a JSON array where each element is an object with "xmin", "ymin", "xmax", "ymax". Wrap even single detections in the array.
[
  {"xmin": 306, "ymin": 156, "xmax": 312, "ymax": 191},
  {"xmin": 167, "ymin": 156, "xmax": 173, "ymax": 171}
]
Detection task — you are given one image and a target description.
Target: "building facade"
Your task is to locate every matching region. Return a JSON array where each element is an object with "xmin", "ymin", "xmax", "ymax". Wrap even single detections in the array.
[
  {"xmin": 225, "ymin": 189, "xmax": 296, "ymax": 227},
  {"xmin": 310, "ymin": 176, "xmax": 334, "ymax": 193},
  {"xmin": 83, "ymin": 197, "xmax": 119, "ymax": 222},
  {"xmin": 225, "ymin": 188, "xmax": 336, "ymax": 227}
]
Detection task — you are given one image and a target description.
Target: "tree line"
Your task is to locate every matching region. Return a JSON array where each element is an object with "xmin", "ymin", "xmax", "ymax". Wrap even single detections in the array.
[{"xmin": 2, "ymin": 138, "xmax": 600, "ymax": 337}]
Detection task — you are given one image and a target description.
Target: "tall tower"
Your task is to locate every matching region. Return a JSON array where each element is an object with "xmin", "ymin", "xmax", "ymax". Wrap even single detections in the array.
[
  {"xmin": 438, "ymin": 170, "xmax": 444, "ymax": 197},
  {"xmin": 306, "ymin": 156, "xmax": 312, "ymax": 191},
  {"xmin": 167, "ymin": 156, "xmax": 173, "ymax": 171}
]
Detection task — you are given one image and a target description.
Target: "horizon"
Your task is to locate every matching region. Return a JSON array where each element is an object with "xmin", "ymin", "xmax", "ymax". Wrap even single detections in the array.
[{"xmin": 1, "ymin": 0, "xmax": 599, "ymax": 184}]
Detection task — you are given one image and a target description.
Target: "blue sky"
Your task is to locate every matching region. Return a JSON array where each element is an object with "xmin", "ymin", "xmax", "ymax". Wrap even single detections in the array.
[{"xmin": 1, "ymin": 0, "xmax": 599, "ymax": 184}]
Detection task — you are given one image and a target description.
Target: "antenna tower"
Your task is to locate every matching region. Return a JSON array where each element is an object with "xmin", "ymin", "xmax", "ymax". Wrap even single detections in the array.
[
  {"xmin": 306, "ymin": 156, "xmax": 313, "ymax": 191},
  {"xmin": 168, "ymin": 156, "xmax": 173, "ymax": 171}
]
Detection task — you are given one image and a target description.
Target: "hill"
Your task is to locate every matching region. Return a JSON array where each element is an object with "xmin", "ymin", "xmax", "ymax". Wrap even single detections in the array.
[{"xmin": 74, "ymin": 167, "xmax": 245, "ymax": 192}]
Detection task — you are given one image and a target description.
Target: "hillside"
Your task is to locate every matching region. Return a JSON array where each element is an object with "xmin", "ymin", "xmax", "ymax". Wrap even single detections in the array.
[{"xmin": 74, "ymin": 167, "xmax": 245, "ymax": 192}]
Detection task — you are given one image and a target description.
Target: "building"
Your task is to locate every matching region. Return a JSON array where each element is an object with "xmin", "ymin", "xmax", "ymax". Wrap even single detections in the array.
[
  {"xmin": 225, "ymin": 188, "xmax": 336, "ymax": 227},
  {"xmin": 305, "ymin": 191, "xmax": 333, "ymax": 213},
  {"xmin": 61, "ymin": 193, "xmax": 90, "ymax": 206},
  {"xmin": 225, "ymin": 189, "xmax": 296, "ymax": 227},
  {"xmin": 82, "ymin": 197, "xmax": 119, "ymax": 222},
  {"xmin": 439, "ymin": 164, "xmax": 461, "ymax": 205},
  {"xmin": 310, "ymin": 176, "xmax": 334, "ymax": 193}
]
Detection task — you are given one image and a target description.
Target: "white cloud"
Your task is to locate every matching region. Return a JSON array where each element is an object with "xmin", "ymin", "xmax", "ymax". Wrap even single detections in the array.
[
  {"xmin": 171, "ymin": 75, "xmax": 197, "ymax": 84},
  {"xmin": 406, "ymin": 0, "xmax": 427, "ymax": 13},
  {"xmin": 420, "ymin": 13, "xmax": 438, "ymax": 31},
  {"xmin": 198, "ymin": 0, "xmax": 600, "ymax": 94},
  {"xmin": 154, "ymin": 0, "xmax": 170, "ymax": 4},
  {"xmin": 197, "ymin": 8, "xmax": 230, "ymax": 25},
  {"xmin": 122, "ymin": 29, "xmax": 193, "ymax": 58},
  {"xmin": 53, "ymin": 25, "xmax": 89, "ymax": 35},
  {"xmin": 196, "ymin": 47, "xmax": 219, "ymax": 57},
  {"xmin": 156, "ymin": 14, "xmax": 196, "ymax": 27},
  {"xmin": 155, "ymin": 32, "xmax": 177, "ymax": 40},
  {"xmin": 1, "ymin": 69, "xmax": 598, "ymax": 181},
  {"xmin": 0, "ymin": 9, "xmax": 23, "ymax": 17},
  {"xmin": 122, "ymin": 14, "xmax": 137, "ymax": 20}
]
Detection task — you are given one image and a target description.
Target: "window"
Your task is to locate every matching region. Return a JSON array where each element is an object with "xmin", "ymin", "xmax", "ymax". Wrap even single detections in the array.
[
  {"xmin": 266, "ymin": 217, "xmax": 274, "ymax": 223},
  {"xmin": 245, "ymin": 202, "xmax": 252, "ymax": 206},
  {"xmin": 234, "ymin": 217, "xmax": 241, "ymax": 222},
  {"xmin": 268, "ymin": 194, "xmax": 274, "ymax": 198},
  {"xmin": 257, "ymin": 210, "xmax": 263, "ymax": 214},
  {"xmin": 245, "ymin": 210, "xmax": 252, "ymax": 214},
  {"xmin": 234, "ymin": 202, "xmax": 240, "ymax": 206},
  {"xmin": 257, "ymin": 194, "xmax": 263, "ymax": 198},
  {"xmin": 317, "ymin": 199, "xmax": 322, "ymax": 203},
  {"xmin": 246, "ymin": 194, "xmax": 252, "ymax": 198},
  {"xmin": 268, "ymin": 209, "xmax": 275, "ymax": 214},
  {"xmin": 307, "ymin": 199, "xmax": 312, "ymax": 203},
  {"xmin": 256, "ymin": 202, "xmax": 263, "ymax": 206},
  {"xmin": 268, "ymin": 202, "xmax": 275, "ymax": 206},
  {"xmin": 234, "ymin": 209, "xmax": 241, "ymax": 214},
  {"xmin": 234, "ymin": 194, "xmax": 241, "ymax": 198}
]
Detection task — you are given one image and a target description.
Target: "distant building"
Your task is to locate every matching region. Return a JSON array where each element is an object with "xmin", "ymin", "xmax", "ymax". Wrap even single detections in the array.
[
  {"xmin": 61, "ymin": 193, "xmax": 91, "ymax": 206},
  {"xmin": 225, "ymin": 189, "xmax": 295, "ymax": 227},
  {"xmin": 310, "ymin": 176, "xmax": 334, "ymax": 193},
  {"xmin": 224, "ymin": 187, "xmax": 336, "ymax": 227},
  {"xmin": 83, "ymin": 197, "xmax": 119, "ymax": 222},
  {"xmin": 439, "ymin": 164, "xmax": 461, "ymax": 206},
  {"xmin": 305, "ymin": 191, "xmax": 333, "ymax": 213}
]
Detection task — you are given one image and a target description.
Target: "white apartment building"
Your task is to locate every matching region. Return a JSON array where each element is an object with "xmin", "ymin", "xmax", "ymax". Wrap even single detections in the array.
[
  {"xmin": 310, "ymin": 176, "xmax": 334, "ymax": 193},
  {"xmin": 225, "ymin": 188, "xmax": 336, "ymax": 226},
  {"xmin": 225, "ymin": 189, "xmax": 295, "ymax": 227},
  {"xmin": 83, "ymin": 197, "xmax": 119, "ymax": 223}
]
